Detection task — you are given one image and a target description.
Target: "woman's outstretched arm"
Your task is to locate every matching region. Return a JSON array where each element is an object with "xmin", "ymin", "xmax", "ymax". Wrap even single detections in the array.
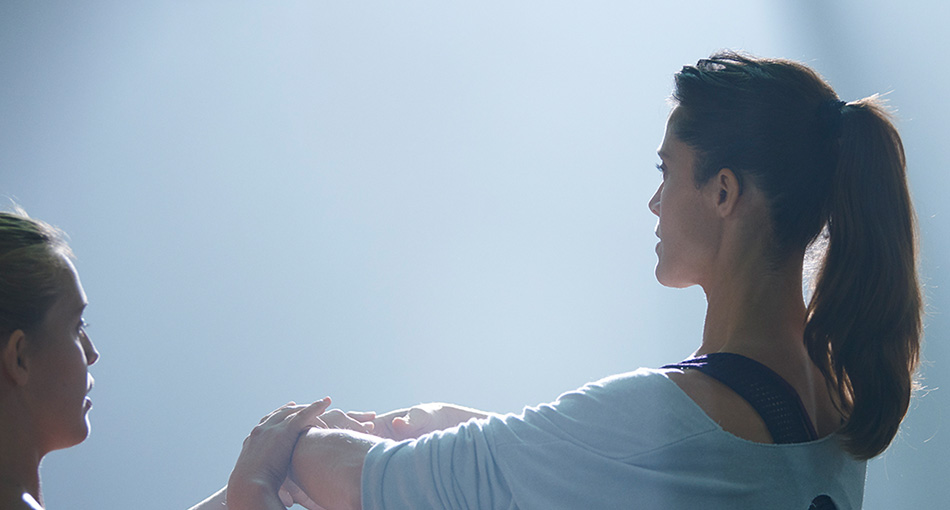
[
  {"xmin": 290, "ymin": 429, "xmax": 384, "ymax": 510},
  {"xmin": 187, "ymin": 487, "xmax": 227, "ymax": 510},
  {"xmin": 350, "ymin": 403, "xmax": 496, "ymax": 441}
]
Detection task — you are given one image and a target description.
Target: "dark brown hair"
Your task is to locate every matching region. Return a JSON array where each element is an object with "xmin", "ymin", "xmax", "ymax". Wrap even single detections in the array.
[
  {"xmin": 0, "ymin": 209, "xmax": 73, "ymax": 340},
  {"xmin": 671, "ymin": 52, "xmax": 922, "ymax": 459}
]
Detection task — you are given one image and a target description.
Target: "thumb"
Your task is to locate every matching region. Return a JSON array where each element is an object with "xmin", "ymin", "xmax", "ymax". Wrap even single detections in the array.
[
  {"xmin": 279, "ymin": 486, "xmax": 294, "ymax": 507},
  {"xmin": 392, "ymin": 406, "xmax": 433, "ymax": 438}
]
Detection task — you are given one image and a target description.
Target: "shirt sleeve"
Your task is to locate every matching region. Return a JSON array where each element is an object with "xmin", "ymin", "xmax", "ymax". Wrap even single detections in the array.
[
  {"xmin": 360, "ymin": 369, "xmax": 715, "ymax": 510},
  {"xmin": 360, "ymin": 418, "xmax": 518, "ymax": 510}
]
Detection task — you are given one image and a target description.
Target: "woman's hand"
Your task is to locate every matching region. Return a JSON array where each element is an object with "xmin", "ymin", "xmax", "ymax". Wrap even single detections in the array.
[
  {"xmin": 227, "ymin": 399, "xmax": 332, "ymax": 510},
  {"xmin": 278, "ymin": 478, "xmax": 324, "ymax": 510},
  {"xmin": 345, "ymin": 403, "xmax": 495, "ymax": 441},
  {"xmin": 319, "ymin": 408, "xmax": 378, "ymax": 434},
  {"xmin": 290, "ymin": 428, "xmax": 380, "ymax": 510},
  {"xmin": 277, "ymin": 407, "xmax": 374, "ymax": 509}
]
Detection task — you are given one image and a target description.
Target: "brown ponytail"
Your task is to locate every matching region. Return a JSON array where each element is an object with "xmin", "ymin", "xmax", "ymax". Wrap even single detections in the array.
[
  {"xmin": 672, "ymin": 52, "xmax": 923, "ymax": 459},
  {"xmin": 804, "ymin": 97, "xmax": 922, "ymax": 460}
]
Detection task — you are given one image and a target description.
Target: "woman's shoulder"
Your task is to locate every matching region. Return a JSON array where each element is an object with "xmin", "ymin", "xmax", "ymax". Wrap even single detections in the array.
[
  {"xmin": 469, "ymin": 368, "xmax": 719, "ymax": 460},
  {"xmin": 511, "ymin": 368, "xmax": 717, "ymax": 439},
  {"xmin": 550, "ymin": 367, "xmax": 698, "ymax": 412},
  {"xmin": 585, "ymin": 367, "xmax": 677, "ymax": 390},
  {"xmin": 664, "ymin": 367, "xmax": 775, "ymax": 443}
]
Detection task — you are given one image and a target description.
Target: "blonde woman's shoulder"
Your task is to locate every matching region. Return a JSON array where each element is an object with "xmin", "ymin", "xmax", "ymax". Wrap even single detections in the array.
[{"xmin": 0, "ymin": 487, "xmax": 44, "ymax": 510}]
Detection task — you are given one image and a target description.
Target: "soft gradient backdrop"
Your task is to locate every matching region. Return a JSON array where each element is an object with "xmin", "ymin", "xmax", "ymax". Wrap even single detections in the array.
[{"xmin": 1, "ymin": 1, "xmax": 946, "ymax": 508}]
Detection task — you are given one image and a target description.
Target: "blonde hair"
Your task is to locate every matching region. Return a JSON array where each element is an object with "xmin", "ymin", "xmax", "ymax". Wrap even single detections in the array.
[{"xmin": 0, "ymin": 208, "xmax": 74, "ymax": 338}]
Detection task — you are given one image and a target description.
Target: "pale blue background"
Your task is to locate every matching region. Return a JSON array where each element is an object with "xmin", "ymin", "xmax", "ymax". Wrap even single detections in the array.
[{"xmin": 1, "ymin": 2, "xmax": 946, "ymax": 509}]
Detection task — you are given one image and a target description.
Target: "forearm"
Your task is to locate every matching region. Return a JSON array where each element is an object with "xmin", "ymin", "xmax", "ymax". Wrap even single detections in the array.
[
  {"xmin": 227, "ymin": 481, "xmax": 291, "ymax": 510},
  {"xmin": 188, "ymin": 486, "xmax": 227, "ymax": 510},
  {"xmin": 188, "ymin": 484, "xmax": 284, "ymax": 510},
  {"xmin": 291, "ymin": 428, "xmax": 382, "ymax": 510}
]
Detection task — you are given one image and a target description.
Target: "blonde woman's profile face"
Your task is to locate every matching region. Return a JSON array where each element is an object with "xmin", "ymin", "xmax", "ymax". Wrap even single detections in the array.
[{"xmin": 24, "ymin": 255, "xmax": 99, "ymax": 453}]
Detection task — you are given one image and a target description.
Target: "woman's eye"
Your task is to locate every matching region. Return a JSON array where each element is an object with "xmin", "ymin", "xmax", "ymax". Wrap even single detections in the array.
[
  {"xmin": 78, "ymin": 319, "xmax": 89, "ymax": 332},
  {"xmin": 656, "ymin": 163, "xmax": 667, "ymax": 178}
]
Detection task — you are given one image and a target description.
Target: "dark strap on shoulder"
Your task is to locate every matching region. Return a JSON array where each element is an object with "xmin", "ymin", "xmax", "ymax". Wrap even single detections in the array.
[{"xmin": 662, "ymin": 353, "xmax": 819, "ymax": 444}]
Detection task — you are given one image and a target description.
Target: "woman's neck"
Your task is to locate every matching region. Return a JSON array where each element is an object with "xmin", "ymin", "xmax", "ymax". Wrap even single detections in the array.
[
  {"xmin": 696, "ymin": 252, "xmax": 808, "ymax": 364},
  {"xmin": 0, "ymin": 407, "xmax": 43, "ymax": 506},
  {"xmin": 693, "ymin": 248, "xmax": 844, "ymax": 437}
]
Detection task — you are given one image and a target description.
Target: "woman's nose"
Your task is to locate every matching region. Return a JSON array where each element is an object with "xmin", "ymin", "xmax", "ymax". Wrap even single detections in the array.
[
  {"xmin": 649, "ymin": 185, "xmax": 662, "ymax": 216},
  {"xmin": 82, "ymin": 331, "xmax": 99, "ymax": 365}
]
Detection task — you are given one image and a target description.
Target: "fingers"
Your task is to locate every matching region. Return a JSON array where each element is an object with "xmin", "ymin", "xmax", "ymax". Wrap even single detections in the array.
[
  {"xmin": 319, "ymin": 409, "xmax": 375, "ymax": 433},
  {"xmin": 290, "ymin": 398, "xmax": 333, "ymax": 431},
  {"xmin": 278, "ymin": 485, "xmax": 294, "ymax": 507},
  {"xmin": 253, "ymin": 398, "xmax": 379, "ymax": 444},
  {"xmin": 244, "ymin": 403, "xmax": 310, "ymax": 447},
  {"xmin": 254, "ymin": 399, "xmax": 331, "ymax": 434},
  {"xmin": 259, "ymin": 401, "xmax": 298, "ymax": 424},
  {"xmin": 346, "ymin": 411, "xmax": 376, "ymax": 421},
  {"xmin": 280, "ymin": 479, "xmax": 326, "ymax": 510},
  {"xmin": 346, "ymin": 411, "xmax": 376, "ymax": 432},
  {"xmin": 391, "ymin": 404, "xmax": 441, "ymax": 439},
  {"xmin": 391, "ymin": 406, "xmax": 433, "ymax": 439}
]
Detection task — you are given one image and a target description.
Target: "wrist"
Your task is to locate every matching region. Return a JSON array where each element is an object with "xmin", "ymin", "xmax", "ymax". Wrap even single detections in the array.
[{"xmin": 226, "ymin": 475, "xmax": 277, "ymax": 510}]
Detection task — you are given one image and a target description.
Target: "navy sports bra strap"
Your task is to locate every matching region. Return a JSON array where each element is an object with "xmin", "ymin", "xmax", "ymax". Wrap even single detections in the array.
[{"xmin": 662, "ymin": 353, "xmax": 819, "ymax": 444}]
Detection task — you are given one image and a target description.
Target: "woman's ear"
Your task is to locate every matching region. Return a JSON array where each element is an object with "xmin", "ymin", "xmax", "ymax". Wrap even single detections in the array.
[
  {"xmin": 714, "ymin": 168, "xmax": 742, "ymax": 217},
  {"xmin": 2, "ymin": 330, "xmax": 30, "ymax": 386}
]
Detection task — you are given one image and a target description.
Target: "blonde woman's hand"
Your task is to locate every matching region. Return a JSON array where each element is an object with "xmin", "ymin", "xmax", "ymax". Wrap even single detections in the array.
[
  {"xmin": 275, "ymin": 406, "xmax": 376, "ymax": 509},
  {"xmin": 278, "ymin": 478, "xmax": 324, "ymax": 510},
  {"xmin": 227, "ymin": 399, "xmax": 331, "ymax": 510}
]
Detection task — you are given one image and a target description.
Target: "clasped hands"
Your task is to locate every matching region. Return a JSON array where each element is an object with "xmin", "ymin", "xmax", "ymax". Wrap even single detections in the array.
[{"xmin": 227, "ymin": 398, "xmax": 488, "ymax": 510}]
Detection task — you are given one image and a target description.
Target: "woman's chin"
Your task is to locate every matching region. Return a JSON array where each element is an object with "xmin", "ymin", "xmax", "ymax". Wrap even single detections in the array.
[
  {"xmin": 654, "ymin": 262, "xmax": 674, "ymax": 287},
  {"xmin": 47, "ymin": 425, "xmax": 91, "ymax": 454},
  {"xmin": 69, "ymin": 410, "xmax": 94, "ymax": 447},
  {"xmin": 654, "ymin": 265, "xmax": 694, "ymax": 289}
]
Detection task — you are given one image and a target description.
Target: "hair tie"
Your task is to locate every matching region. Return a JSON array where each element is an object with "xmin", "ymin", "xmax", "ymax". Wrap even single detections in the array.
[{"xmin": 817, "ymin": 98, "xmax": 846, "ymax": 138}]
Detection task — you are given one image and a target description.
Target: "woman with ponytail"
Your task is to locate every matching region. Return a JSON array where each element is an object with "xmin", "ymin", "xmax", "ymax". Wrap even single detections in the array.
[
  {"xmin": 668, "ymin": 54, "xmax": 921, "ymax": 461},
  {"xmin": 225, "ymin": 53, "xmax": 922, "ymax": 510}
]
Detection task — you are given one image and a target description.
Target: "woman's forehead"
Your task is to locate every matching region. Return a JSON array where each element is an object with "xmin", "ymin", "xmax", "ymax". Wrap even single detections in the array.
[{"xmin": 53, "ymin": 255, "xmax": 87, "ymax": 314}]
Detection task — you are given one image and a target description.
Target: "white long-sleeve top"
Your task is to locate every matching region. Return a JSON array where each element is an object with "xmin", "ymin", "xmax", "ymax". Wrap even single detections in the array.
[{"xmin": 361, "ymin": 368, "xmax": 866, "ymax": 509}]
